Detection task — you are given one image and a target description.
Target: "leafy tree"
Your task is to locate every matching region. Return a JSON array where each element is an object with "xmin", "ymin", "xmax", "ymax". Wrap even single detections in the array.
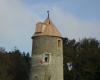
[
  {"xmin": 0, "ymin": 47, "xmax": 31, "ymax": 80},
  {"xmin": 63, "ymin": 38, "xmax": 100, "ymax": 80}
]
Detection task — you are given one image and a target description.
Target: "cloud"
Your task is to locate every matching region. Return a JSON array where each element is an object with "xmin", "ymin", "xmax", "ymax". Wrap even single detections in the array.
[
  {"xmin": 0, "ymin": 0, "xmax": 40, "ymax": 52},
  {"xmin": 0, "ymin": 0, "xmax": 100, "ymax": 52},
  {"xmin": 28, "ymin": 3, "xmax": 100, "ymax": 40},
  {"xmin": 49, "ymin": 7, "xmax": 100, "ymax": 40}
]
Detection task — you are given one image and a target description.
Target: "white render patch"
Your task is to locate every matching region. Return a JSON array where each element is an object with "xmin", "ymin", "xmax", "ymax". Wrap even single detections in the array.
[{"xmin": 67, "ymin": 62, "xmax": 73, "ymax": 71}]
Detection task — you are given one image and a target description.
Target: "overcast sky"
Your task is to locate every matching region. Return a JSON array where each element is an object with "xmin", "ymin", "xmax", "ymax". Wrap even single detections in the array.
[{"xmin": 0, "ymin": 0, "xmax": 100, "ymax": 53}]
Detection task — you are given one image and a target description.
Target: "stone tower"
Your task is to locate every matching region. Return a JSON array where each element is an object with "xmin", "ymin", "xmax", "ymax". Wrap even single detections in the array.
[{"xmin": 31, "ymin": 11, "xmax": 63, "ymax": 80}]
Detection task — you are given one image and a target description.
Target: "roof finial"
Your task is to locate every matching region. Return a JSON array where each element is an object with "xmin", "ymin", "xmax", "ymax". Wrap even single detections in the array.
[
  {"xmin": 47, "ymin": 10, "xmax": 50, "ymax": 24},
  {"xmin": 47, "ymin": 10, "xmax": 50, "ymax": 19}
]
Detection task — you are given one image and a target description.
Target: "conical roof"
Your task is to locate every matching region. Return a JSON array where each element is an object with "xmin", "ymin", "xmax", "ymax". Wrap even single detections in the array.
[{"xmin": 33, "ymin": 17, "xmax": 62, "ymax": 37}]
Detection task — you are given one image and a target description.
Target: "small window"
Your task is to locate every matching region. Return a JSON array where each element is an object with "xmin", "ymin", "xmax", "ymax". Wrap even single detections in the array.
[
  {"xmin": 58, "ymin": 40, "xmax": 61, "ymax": 47},
  {"xmin": 44, "ymin": 54, "xmax": 49, "ymax": 63},
  {"xmin": 43, "ymin": 52, "xmax": 51, "ymax": 64}
]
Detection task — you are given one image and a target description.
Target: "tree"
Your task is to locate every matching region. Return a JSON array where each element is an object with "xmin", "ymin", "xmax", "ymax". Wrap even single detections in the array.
[
  {"xmin": 0, "ymin": 48, "xmax": 31, "ymax": 80},
  {"xmin": 63, "ymin": 38, "xmax": 100, "ymax": 80}
]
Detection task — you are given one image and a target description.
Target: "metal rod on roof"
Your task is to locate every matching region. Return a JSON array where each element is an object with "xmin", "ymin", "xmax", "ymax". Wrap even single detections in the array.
[
  {"xmin": 47, "ymin": 10, "xmax": 50, "ymax": 24},
  {"xmin": 47, "ymin": 10, "xmax": 49, "ymax": 19}
]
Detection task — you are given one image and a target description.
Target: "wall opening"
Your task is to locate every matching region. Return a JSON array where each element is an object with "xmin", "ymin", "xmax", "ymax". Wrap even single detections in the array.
[
  {"xmin": 43, "ymin": 52, "xmax": 51, "ymax": 64},
  {"xmin": 44, "ymin": 54, "xmax": 49, "ymax": 63},
  {"xmin": 58, "ymin": 40, "xmax": 61, "ymax": 47}
]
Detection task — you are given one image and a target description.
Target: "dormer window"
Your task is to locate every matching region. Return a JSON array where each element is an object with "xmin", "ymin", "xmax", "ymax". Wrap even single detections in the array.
[
  {"xmin": 42, "ymin": 24, "xmax": 46, "ymax": 32},
  {"xmin": 35, "ymin": 23, "xmax": 42, "ymax": 33},
  {"xmin": 35, "ymin": 23, "xmax": 46, "ymax": 34}
]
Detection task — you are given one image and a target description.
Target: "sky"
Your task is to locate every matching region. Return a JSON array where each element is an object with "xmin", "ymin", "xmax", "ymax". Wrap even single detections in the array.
[{"xmin": 0, "ymin": 0, "xmax": 100, "ymax": 53}]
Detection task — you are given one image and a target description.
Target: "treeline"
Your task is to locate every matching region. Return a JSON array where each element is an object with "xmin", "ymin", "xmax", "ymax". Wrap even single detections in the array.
[
  {"xmin": 0, "ymin": 48, "xmax": 31, "ymax": 80},
  {"xmin": 63, "ymin": 38, "xmax": 100, "ymax": 80},
  {"xmin": 0, "ymin": 38, "xmax": 100, "ymax": 80}
]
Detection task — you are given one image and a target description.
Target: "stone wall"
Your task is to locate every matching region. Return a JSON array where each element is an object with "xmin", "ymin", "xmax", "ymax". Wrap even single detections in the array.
[{"xmin": 31, "ymin": 36, "xmax": 63, "ymax": 80}]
